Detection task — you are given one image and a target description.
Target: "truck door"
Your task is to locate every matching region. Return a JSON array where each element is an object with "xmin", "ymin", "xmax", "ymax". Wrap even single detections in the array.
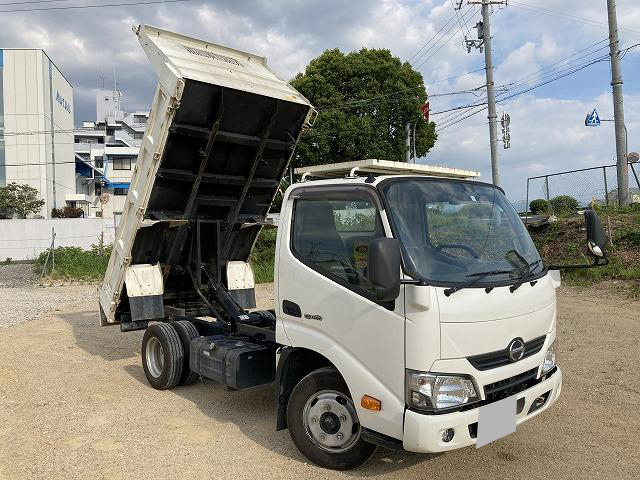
[{"xmin": 277, "ymin": 186, "xmax": 406, "ymax": 439}]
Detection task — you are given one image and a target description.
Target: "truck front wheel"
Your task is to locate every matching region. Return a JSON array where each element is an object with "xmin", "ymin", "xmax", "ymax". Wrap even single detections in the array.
[
  {"xmin": 287, "ymin": 367, "xmax": 376, "ymax": 470},
  {"xmin": 141, "ymin": 323, "xmax": 184, "ymax": 390}
]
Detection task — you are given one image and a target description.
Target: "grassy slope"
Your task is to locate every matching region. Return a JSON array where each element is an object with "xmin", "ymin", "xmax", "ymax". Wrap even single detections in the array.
[{"xmin": 530, "ymin": 205, "xmax": 640, "ymax": 296}]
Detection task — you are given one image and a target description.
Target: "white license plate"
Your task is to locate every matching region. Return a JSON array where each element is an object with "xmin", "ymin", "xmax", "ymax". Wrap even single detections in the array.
[{"xmin": 476, "ymin": 395, "xmax": 517, "ymax": 448}]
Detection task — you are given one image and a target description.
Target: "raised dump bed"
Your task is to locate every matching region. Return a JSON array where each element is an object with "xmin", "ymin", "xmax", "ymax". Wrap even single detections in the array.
[{"xmin": 99, "ymin": 25, "xmax": 315, "ymax": 326}]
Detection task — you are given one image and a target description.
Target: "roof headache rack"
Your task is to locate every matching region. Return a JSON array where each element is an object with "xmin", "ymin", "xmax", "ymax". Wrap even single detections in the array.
[{"xmin": 294, "ymin": 159, "xmax": 480, "ymax": 180}]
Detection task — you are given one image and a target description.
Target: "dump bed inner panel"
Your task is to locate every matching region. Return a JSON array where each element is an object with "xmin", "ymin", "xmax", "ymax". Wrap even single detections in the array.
[{"xmin": 129, "ymin": 79, "xmax": 309, "ymax": 297}]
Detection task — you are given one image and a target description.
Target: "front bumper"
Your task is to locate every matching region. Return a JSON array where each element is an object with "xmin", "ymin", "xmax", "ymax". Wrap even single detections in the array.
[{"xmin": 402, "ymin": 367, "xmax": 562, "ymax": 453}]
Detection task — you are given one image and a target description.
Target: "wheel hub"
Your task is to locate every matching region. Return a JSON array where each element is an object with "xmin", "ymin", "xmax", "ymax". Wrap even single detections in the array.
[
  {"xmin": 145, "ymin": 336, "xmax": 164, "ymax": 378},
  {"xmin": 302, "ymin": 390, "xmax": 360, "ymax": 453},
  {"xmin": 319, "ymin": 412, "xmax": 341, "ymax": 434}
]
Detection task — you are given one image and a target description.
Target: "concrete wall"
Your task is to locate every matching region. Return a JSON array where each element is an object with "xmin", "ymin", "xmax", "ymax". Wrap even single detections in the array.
[{"xmin": 0, "ymin": 218, "xmax": 116, "ymax": 261}]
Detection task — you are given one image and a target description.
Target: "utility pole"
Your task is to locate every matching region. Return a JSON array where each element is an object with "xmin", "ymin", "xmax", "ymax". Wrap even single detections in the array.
[
  {"xmin": 405, "ymin": 122, "xmax": 411, "ymax": 163},
  {"xmin": 462, "ymin": 0, "xmax": 506, "ymax": 186},
  {"xmin": 606, "ymin": 0, "xmax": 629, "ymax": 206},
  {"xmin": 481, "ymin": 0, "xmax": 500, "ymax": 186}
]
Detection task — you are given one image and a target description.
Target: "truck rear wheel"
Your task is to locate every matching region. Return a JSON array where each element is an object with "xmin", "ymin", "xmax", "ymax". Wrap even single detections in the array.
[
  {"xmin": 287, "ymin": 367, "xmax": 376, "ymax": 470},
  {"xmin": 141, "ymin": 323, "xmax": 184, "ymax": 390},
  {"xmin": 172, "ymin": 320, "xmax": 200, "ymax": 386}
]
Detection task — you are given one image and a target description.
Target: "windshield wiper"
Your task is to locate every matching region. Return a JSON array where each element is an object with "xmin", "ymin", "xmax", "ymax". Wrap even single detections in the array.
[
  {"xmin": 444, "ymin": 269, "xmax": 514, "ymax": 297},
  {"xmin": 509, "ymin": 259, "xmax": 543, "ymax": 293}
]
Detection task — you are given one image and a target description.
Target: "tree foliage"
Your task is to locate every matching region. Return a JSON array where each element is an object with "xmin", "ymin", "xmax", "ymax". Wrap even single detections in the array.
[
  {"xmin": 0, "ymin": 183, "xmax": 45, "ymax": 218},
  {"xmin": 290, "ymin": 48, "xmax": 437, "ymax": 168}
]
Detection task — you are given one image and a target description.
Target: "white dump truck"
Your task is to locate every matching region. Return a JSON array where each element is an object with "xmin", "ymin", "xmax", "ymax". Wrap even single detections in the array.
[{"xmin": 100, "ymin": 25, "xmax": 609, "ymax": 470}]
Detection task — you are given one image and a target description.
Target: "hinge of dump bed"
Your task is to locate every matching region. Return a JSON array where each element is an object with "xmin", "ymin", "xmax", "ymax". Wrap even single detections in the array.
[{"xmin": 167, "ymin": 96, "xmax": 181, "ymax": 116}]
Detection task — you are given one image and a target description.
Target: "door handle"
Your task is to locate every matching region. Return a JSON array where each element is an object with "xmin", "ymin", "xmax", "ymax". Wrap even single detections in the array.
[{"xmin": 282, "ymin": 300, "xmax": 302, "ymax": 318}]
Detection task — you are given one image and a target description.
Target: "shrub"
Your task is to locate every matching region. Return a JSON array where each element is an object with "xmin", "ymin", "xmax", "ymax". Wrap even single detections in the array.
[
  {"xmin": 529, "ymin": 199, "xmax": 550, "ymax": 214},
  {"xmin": 250, "ymin": 228, "xmax": 277, "ymax": 283},
  {"xmin": 35, "ymin": 243, "xmax": 111, "ymax": 279},
  {"xmin": 51, "ymin": 206, "xmax": 84, "ymax": 218},
  {"xmin": 549, "ymin": 195, "xmax": 579, "ymax": 214}
]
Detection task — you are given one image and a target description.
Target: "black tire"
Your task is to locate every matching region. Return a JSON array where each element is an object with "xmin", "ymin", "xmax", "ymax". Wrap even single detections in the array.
[
  {"xmin": 141, "ymin": 323, "xmax": 184, "ymax": 390},
  {"xmin": 172, "ymin": 320, "xmax": 200, "ymax": 386},
  {"xmin": 287, "ymin": 367, "xmax": 376, "ymax": 470}
]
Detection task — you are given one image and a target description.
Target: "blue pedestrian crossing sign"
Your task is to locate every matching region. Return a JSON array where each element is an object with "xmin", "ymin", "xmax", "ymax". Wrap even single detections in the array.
[{"xmin": 585, "ymin": 108, "xmax": 601, "ymax": 127}]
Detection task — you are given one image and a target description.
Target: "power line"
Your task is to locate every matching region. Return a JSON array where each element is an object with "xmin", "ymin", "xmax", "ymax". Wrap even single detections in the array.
[
  {"xmin": 310, "ymin": 67, "xmax": 485, "ymax": 113},
  {"xmin": 411, "ymin": 4, "xmax": 474, "ymax": 67},
  {"xmin": 435, "ymin": 54, "xmax": 612, "ymax": 132},
  {"xmin": 0, "ymin": 0, "xmax": 74, "ymax": 5},
  {"xmin": 0, "ymin": 0, "xmax": 189, "ymax": 13},
  {"xmin": 509, "ymin": 0, "xmax": 640, "ymax": 36},
  {"xmin": 407, "ymin": 9, "xmax": 460, "ymax": 63},
  {"xmin": 414, "ymin": 5, "xmax": 477, "ymax": 70},
  {"xmin": 499, "ymin": 39, "xmax": 609, "ymax": 90}
]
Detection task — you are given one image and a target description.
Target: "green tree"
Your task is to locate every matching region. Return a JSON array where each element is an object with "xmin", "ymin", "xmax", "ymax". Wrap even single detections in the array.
[
  {"xmin": 0, "ymin": 183, "xmax": 45, "ymax": 218},
  {"xmin": 290, "ymin": 48, "xmax": 437, "ymax": 168}
]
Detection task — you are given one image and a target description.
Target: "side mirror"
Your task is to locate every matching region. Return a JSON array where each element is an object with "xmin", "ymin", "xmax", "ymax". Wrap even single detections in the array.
[
  {"xmin": 548, "ymin": 210, "xmax": 608, "ymax": 270},
  {"xmin": 368, "ymin": 237, "xmax": 401, "ymax": 301},
  {"xmin": 585, "ymin": 210, "xmax": 607, "ymax": 258}
]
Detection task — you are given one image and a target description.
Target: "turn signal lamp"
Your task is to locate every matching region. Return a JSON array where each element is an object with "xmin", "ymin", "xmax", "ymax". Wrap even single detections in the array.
[{"xmin": 361, "ymin": 395, "xmax": 382, "ymax": 411}]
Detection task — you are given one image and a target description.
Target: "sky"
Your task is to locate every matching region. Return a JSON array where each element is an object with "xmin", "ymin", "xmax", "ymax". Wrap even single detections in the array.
[{"xmin": 1, "ymin": 0, "xmax": 639, "ymax": 205}]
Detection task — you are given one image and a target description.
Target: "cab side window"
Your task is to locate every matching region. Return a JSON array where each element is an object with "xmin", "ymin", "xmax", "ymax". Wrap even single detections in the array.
[{"xmin": 292, "ymin": 195, "xmax": 385, "ymax": 296}]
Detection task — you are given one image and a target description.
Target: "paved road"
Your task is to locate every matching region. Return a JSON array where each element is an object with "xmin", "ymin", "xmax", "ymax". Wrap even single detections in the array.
[{"xmin": 0, "ymin": 284, "xmax": 638, "ymax": 479}]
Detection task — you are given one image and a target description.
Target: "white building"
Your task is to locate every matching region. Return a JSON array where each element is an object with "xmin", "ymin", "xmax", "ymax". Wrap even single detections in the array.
[
  {"xmin": 73, "ymin": 89, "xmax": 148, "ymax": 219},
  {"xmin": 0, "ymin": 48, "xmax": 75, "ymax": 217}
]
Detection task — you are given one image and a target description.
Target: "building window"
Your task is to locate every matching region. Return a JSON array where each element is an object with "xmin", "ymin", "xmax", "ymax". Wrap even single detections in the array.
[
  {"xmin": 133, "ymin": 132, "xmax": 144, "ymax": 139},
  {"xmin": 112, "ymin": 157, "xmax": 132, "ymax": 170},
  {"xmin": 98, "ymin": 137, "xmax": 104, "ymax": 144},
  {"xmin": 95, "ymin": 184, "xmax": 102, "ymax": 196},
  {"xmin": 96, "ymin": 211, "xmax": 103, "ymax": 218},
  {"xmin": 114, "ymin": 188, "xmax": 129, "ymax": 196},
  {"xmin": 106, "ymin": 128, "xmax": 115, "ymax": 136},
  {"xmin": 134, "ymin": 115, "xmax": 147, "ymax": 124},
  {"xmin": 94, "ymin": 156, "xmax": 104, "ymax": 168}
]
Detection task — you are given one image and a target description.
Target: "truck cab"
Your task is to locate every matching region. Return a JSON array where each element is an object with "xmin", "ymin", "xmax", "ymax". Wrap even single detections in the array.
[{"xmin": 274, "ymin": 163, "xmax": 567, "ymax": 467}]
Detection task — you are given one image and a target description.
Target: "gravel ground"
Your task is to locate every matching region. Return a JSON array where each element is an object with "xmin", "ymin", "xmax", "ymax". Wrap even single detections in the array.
[
  {"xmin": 0, "ymin": 263, "xmax": 38, "ymax": 288},
  {"xmin": 0, "ymin": 283, "xmax": 638, "ymax": 479}
]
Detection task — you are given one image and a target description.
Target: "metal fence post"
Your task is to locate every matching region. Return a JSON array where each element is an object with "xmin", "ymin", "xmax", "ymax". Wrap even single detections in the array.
[
  {"xmin": 603, "ymin": 167, "xmax": 609, "ymax": 207},
  {"xmin": 630, "ymin": 162, "xmax": 640, "ymax": 191},
  {"xmin": 525, "ymin": 178, "xmax": 530, "ymax": 223},
  {"xmin": 51, "ymin": 227, "xmax": 56, "ymax": 273},
  {"xmin": 544, "ymin": 176, "xmax": 550, "ymax": 202}
]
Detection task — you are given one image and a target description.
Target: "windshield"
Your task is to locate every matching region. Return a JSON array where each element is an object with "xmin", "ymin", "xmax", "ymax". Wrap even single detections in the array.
[{"xmin": 381, "ymin": 178, "xmax": 543, "ymax": 285}]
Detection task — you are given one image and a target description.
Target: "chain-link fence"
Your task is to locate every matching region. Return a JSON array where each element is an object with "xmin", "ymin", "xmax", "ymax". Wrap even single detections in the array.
[{"xmin": 525, "ymin": 162, "xmax": 640, "ymax": 213}]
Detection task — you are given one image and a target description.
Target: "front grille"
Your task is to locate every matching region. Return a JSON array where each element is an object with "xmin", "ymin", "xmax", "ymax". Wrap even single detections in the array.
[
  {"xmin": 467, "ymin": 335, "xmax": 546, "ymax": 370},
  {"xmin": 484, "ymin": 367, "xmax": 541, "ymax": 402}
]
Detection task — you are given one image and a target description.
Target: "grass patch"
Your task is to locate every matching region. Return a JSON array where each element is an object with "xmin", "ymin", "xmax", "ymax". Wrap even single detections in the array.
[
  {"xmin": 36, "ymin": 243, "xmax": 112, "ymax": 280},
  {"xmin": 530, "ymin": 206, "xmax": 640, "ymax": 296},
  {"xmin": 250, "ymin": 228, "xmax": 277, "ymax": 284}
]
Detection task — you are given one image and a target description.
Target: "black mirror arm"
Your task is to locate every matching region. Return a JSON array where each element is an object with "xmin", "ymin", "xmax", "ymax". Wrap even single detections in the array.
[
  {"xmin": 401, "ymin": 278, "xmax": 429, "ymax": 286},
  {"xmin": 548, "ymin": 256, "xmax": 609, "ymax": 270}
]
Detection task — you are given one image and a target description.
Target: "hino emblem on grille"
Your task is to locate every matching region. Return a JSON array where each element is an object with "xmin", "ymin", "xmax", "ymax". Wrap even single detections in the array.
[{"xmin": 507, "ymin": 338, "xmax": 525, "ymax": 362}]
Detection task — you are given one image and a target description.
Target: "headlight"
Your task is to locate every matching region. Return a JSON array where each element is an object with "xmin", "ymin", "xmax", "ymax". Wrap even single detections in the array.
[
  {"xmin": 406, "ymin": 371, "xmax": 480, "ymax": 411},
  {"xmin": 542, "ymin": 339, "xmax": 557, "ymax": 374}
]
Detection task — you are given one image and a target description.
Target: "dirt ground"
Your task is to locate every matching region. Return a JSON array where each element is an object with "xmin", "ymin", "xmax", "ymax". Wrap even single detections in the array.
[{"xmin": 0, "ymin": 283, "xmax": 638, "ymax": 480}]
